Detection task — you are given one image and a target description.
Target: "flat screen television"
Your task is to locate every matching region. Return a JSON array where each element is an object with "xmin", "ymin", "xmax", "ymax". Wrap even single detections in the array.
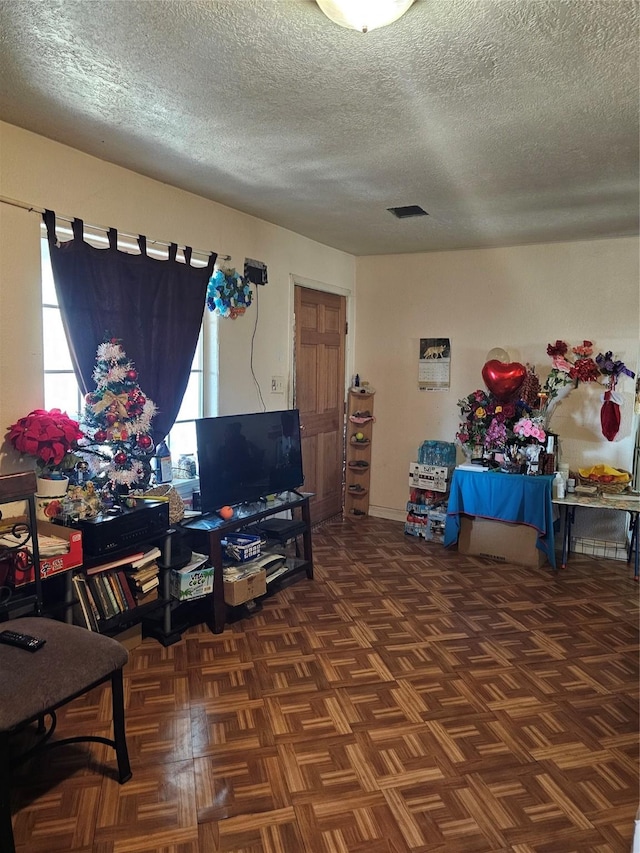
[{"xmin": 195, "ymin": 409, "xmax": 305, "ymax": 513}]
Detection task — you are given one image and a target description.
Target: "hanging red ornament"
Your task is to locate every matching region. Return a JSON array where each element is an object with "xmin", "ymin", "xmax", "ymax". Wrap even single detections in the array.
[
  {"xmin": 105, "ymin": 412, "xmax": 118, "ymax": 425},
  {"xmin": 600, "ymin": 390, "xmax": 621, "ymax": 441},
  {"xmin": 94, "ymin": 429, "xmax": 108, "ymax": 442},
  {"xmin": 85, "ymin": 392, "xmax": 97, "ymax": 405},
  {"xmin": 114, "ymin": 450, "xmax": 127, "ymax": 465},
  {"xmin": 137, "ymin": 434, "xmax": 153, "ymax": 450},
  {"xmin": 126, "ymin": 369, "xmax": 138, "ymax": 381}
]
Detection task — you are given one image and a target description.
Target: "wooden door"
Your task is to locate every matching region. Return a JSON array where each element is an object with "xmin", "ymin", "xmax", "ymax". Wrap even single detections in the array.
[{"xmin": 294, "ymin": 286, "xmax": 346, "ymax": 524}]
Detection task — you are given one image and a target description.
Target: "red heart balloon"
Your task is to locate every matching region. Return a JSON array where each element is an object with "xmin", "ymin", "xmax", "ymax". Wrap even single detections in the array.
[{"xmin": 482, "ymin": 360, "xmax": 526, "ymax": 401}]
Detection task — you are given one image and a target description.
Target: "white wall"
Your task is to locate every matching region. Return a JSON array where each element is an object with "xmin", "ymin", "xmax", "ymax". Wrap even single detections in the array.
[
  {"xmin": 355, "ymin": 239, "xmax": 639, "ymax": 518},
  {"xmin": 0, "ymin": 121, "xmax": 355, "ymax": 474}
]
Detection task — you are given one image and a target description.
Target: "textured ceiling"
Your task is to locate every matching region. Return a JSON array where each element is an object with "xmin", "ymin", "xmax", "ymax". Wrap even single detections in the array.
[{"xmin": 0, "ymin": 0, "xmax": 638, "ymax": 256}]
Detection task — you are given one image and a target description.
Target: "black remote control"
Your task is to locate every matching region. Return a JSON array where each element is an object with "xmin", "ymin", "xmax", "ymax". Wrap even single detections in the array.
[{"xmin": 0, "ymin": 630, "xmax": 46, "ymax": 652}]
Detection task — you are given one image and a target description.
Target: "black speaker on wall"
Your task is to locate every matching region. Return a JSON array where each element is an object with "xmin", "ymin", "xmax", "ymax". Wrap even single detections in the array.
[{"xmin": 244, "ymin": 258, "xmax": 268, "ymax": 286}]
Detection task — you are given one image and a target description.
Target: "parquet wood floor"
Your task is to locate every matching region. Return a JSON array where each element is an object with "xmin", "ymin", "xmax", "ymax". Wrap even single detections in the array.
[{"xmin": 10, "ymin": 517, "xmax": 639, "ymax": 852}]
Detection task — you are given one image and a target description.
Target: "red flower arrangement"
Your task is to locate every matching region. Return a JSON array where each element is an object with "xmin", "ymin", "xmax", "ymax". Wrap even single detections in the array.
[
  {"xmin": 6, "ymin": 408, "xmax": 84, "ymax": 476},
  {"xmin": 545, "ymin": 340, "xmax": 600, "ymax": 384},
  {"xmin": 542, "ymin": 340, "xmax": 635, "ymax": 441}
]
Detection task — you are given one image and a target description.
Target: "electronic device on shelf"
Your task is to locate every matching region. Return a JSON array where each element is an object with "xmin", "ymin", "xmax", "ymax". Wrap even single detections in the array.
[
  {"xmin": 251, "ymin": 517, "xmax": 307, "ymax": 542},
  {"xmin": 68, "ymin": 501, "xmax": 169, "ymax": 557},
  {"xmin": 195, "ymin": 409, "xmax": 305, "ymax": 515}
]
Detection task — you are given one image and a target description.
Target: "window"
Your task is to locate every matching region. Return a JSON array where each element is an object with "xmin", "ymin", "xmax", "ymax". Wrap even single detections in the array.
[{"xmin": 40, "ymin": 231, "xmax": 217, "ymax": 465}]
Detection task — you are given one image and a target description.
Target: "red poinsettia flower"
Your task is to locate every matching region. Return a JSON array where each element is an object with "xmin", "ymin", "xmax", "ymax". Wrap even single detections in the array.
[{"xmin": 6, "ymin": 408, "xmax": 84, "ymax": 471}]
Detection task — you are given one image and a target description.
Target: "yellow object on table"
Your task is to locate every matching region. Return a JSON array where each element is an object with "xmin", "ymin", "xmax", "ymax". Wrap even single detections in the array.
[
  {"xmin": 577, "ymin": 464, "xmax": 631, "ymax": 494},
  {"xmin": 578, "ymin": 464, "xmax": 630, "ymax": 483}
]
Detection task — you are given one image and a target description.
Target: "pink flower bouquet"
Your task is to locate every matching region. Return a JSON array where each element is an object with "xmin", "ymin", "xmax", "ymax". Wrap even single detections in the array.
[{"xmin": 512, "ymin": 417, "xmax": 546, "ymax": 444}]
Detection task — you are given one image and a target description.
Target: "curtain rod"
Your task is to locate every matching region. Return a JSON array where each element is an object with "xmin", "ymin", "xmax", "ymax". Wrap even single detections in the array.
[{"xmin": 0, "ymin": 193, "xmax": 230, "ymax": 261}]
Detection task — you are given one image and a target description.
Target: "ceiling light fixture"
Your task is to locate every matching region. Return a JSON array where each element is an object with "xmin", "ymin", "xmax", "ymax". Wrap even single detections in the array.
[{"xmin": 316, "ymin": 0, "xmax": 415, "ymax": 33}]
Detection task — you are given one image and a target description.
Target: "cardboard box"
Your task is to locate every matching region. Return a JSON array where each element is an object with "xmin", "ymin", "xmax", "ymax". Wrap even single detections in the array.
[
  {"xmin": 114, "ymin": 622, "xmax": 143, "ymax": 651},
  {"xmin": 405, "ymin": 510, "xmax": 447, "ymax": 542},
  {"xmin": 408, "ymin": 462, "xmax": 451, "ymax": 493},
  {"xmin": 169, "ymin": 552, "xmax": 213, "ymax": 601},
  {"xmin": 9, "ymin": 520, "xmax": 84, "ymax": 586},
  {"xmin": 224, "ymin": 568, "xmax": 267, "ymax": 606},
  {"xmin": 37, "ymin": 520, "xmax": 83, "ymax": 580},
  {"xmin": 457, "ymin": 515, "xmax": 547, "ymax": 568},
  {"xmin": 406, "ymin": 496, "xmax": 448, "ymax": 515},
  {"xmin": 0, "ymin": 520, "xmax": 82, "ymax": 587},
  {"xmin": 425, "ymin": 510, "xmax": 447, "ymax": 543}
]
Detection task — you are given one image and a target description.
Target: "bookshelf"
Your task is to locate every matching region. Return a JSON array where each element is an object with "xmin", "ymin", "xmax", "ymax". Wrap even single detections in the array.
[{"xmin": 72, "ymin": 541, "xmax": 168, "ymax": 636}]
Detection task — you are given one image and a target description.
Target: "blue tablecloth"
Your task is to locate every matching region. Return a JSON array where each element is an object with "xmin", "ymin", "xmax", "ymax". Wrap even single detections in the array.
[{"xmin": 444, "ymin": 469, "xmax": 556, "ymax": 569}]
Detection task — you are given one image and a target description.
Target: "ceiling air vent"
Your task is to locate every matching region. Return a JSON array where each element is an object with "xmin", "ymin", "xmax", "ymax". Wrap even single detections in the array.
[{"xmin": 387, "ymin": 205, "xmax": 429, "ymax": 219}]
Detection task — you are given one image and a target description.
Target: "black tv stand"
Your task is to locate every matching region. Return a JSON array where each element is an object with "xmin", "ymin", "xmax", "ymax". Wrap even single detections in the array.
[{"xmin": 167, "ymin": 490, "xmax": 314, "ymax": 636}]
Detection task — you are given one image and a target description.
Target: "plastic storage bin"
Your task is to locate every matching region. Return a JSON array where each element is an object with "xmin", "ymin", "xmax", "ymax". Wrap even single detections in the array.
[{"xmin": 223, "ymin": 533, "xmax": 262, "ymax": 562}]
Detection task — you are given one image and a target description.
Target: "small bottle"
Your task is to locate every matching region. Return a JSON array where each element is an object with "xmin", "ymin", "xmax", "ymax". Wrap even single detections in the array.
[
  {"xmin": 154, "ymin": 439, "xmax": 172, "ymax": 484},
  {"xmin": 354, "ymin": 373, "xmax": 360, "ymax": 387},
  {"xmin": 553, "ymin": 471, "xmax": 565, "ymax": 500}
]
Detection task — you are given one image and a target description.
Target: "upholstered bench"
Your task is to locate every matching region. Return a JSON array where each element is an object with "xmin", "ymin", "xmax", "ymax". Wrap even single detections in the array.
[{"xmin": 0, "ymin": 616, "xmax": 132, "ymax": 853}]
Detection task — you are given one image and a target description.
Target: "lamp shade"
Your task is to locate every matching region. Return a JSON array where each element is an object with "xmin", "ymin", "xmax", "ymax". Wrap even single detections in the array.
[{"xmin": 316, "ymin": 0, "xmax": 415, "ymax": 33}]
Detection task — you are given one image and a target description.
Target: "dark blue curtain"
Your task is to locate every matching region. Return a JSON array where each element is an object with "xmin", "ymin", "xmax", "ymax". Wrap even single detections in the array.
[{"xmin": 44, "ymin": 210, "xmax": 216, "ymax": 443}]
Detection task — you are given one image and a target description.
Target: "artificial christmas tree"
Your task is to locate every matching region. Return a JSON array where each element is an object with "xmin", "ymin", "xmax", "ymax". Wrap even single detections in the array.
[{"xmin": 79, "ymin": 338, "xmax": 158, "ymax": 498}]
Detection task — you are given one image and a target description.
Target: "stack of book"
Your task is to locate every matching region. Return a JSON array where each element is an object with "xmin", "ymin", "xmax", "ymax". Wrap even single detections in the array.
[
  {"xmin": 71, "ymin": 545, "xmax": 162, "ymax": 631},
  {"xmin": 72, "ymin": 570, "xmax": 135, "ymax": 630},
  {"xmin": 125, "ymin": 547, "xmax": 161, "ymax": 604}
]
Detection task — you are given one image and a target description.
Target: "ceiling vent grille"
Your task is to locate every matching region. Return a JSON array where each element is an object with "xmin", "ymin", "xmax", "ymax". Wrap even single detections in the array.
[{"xmin": 387, "ymin": 205, "xmax": 429, "ymax": 219}]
